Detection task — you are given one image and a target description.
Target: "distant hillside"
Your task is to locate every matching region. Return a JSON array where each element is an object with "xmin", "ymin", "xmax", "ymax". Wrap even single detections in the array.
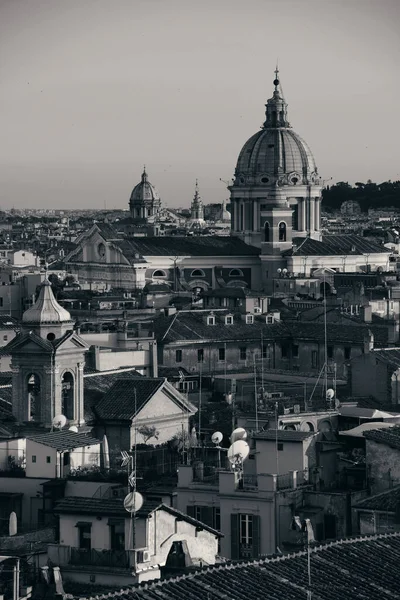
[{"xmin": 322, "ymin": 180, "xmax": 400, "ymax": 212}]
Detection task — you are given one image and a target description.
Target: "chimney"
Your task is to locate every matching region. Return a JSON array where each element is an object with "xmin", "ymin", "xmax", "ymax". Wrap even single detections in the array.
[
  {"xmin": 360, "ymin": 305, "xmax": 372, "ymax": 323},
  {"xmin": 363, "ymin": 330, "xmax": 374, "ymax": 354}
]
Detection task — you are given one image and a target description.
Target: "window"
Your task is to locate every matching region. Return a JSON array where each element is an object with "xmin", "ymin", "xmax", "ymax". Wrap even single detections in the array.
[
  {"xmin": 292, "ymin": 344, "xmax": 299, "ymax": 358},
  {"xmin": 218, "ymin": 347, "xmax": 225, "ymax": 361},
  {"xmin": 109, "ymin": 519, "xmax": 125, "ymax": 551},
  {"xmin": 277, "ymin": 442, "xmax": 284, "ymax": 451},
  {"xmin": 266, "ymin": 316, "xmax": 273, "ymax": 324},
  {"xmin": 225, "ymin": 315, "xmax": 233, "ymax": 325},
  {"xmin": 262, "ymin": 345, "xmax": 267, "ymax": 359},
  {"xmin": 278, "ymin": 222, "xmax": 287, "ymax": 242},
  {"xmin": 197, "ymin": 348, "xmax": 204, "ymax": 363},
  {"xmin": 176, "ymin": 349, "xmax": 182, "ymax": 363},
  {"xmin": 246, "ymin": 314, "xmax": 254, "ymax": 324},
  {"xmin": 229, "ymin": 269, "xmax": 243, "ymax": 277},
  {"xmin": 239, "ymin": 347, "xmax": 247, "ymax": 361},
  {"xmin": 281, "ymin": 345, "xmax": 288, "ymax": 358},
  {"xmin": 3, "ymin": 335, "xmax": 7, "ymax": 341},
  {"xmin": 207, "ymin": 316, "xmax": 215, "ymax": 326},
  {"xmin": 77, "ymin": 523, "xmax": 92, "ymax": 550},
  {"xmin": 63, "ymin": 452, "xmax": 70, "ymax": 466},
  {"xmin": 32, "ymin": 455, "xmax": 36, "ymax": 463},
  {"xmin": 311, "ymin": 350, "xmax": 318, "ymax": 368},
  {"xmin": 46, "ymin": 456, "xmax": 51, "ymax": 464},
  {"xmin": 344, "ymin": 347, "xmax": 351, "ymax": 360},
  {"xmin": 327, "ymin": 346, "xmax": 334, "ymax": 359},
  {"xmin": 264, "ymin": 221, "xmax": 270, "ymax": 242},
  {"xmin": 191, "ymin": 269, "xmax": 205, "ymax": 278},
  {"xmin": 240, "ymin": 515, "xmax": 253, "ymax": 545},
  {"xmin": 152, "ymin": 269, "xmax": 166, "ymax": 277}
]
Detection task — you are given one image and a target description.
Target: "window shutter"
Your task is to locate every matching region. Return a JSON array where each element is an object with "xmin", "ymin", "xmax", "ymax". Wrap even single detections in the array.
[
  {"xmin": 231, "ymin": 514, "xmax": 240, "ymax": 559},
  {"xmin": 186, "ymin": 506, "xmax": 195, "ymax": 518},
  {"xmin": 252, "ymin": 515, "xmax": 261, "ymax": 558},
  {"xmin": 202, "ymin": 507, "xmax": 214, "ymax": 528}
]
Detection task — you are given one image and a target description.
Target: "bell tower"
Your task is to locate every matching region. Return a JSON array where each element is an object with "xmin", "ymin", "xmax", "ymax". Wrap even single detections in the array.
[{"xmin": 7, "ymin": 278, "xmax": 89, "ymax": 428}]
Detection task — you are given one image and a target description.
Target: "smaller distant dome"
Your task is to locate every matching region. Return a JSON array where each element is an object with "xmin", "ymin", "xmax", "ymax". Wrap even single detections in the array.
[
  {"xmin": 22, "ymin": 279, "xmax": 72, "ymax": 324},
  {"xmin": 129, "ymin": 168, "xmax": 160, "ymax": 205}
]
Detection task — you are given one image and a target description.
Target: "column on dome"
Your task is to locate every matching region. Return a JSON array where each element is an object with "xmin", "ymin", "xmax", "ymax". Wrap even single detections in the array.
[
  {"xmin": 315, "ymin": 198, "xmax": 320, "ymax": 230},
  {"xmin": 253, "ymin": 201, "xmax": 258, "ymax": 231},
  {"xmin": 300, "ymin": 199, "xmax": 306, "ymax": 231},
  {"xmin": 309, "ymin": 198, "xmax": 315, "ymax": 232}
]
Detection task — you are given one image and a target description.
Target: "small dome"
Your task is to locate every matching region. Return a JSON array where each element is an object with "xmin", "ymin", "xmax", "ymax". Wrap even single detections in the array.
[
  {"xmin": 235, "ymin": 128, "xmax": 317, "ymax": 182},
  {"xmin": 129, "ymin": 168, "xmax": 160, "ymax": 205},
  {"xmin": 22, "ymin": 279, "xmax": 72, "ymax": 324}
]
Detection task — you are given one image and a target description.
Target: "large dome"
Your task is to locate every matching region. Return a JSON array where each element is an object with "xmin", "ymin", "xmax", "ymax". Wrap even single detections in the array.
[
  {"xmin": 236, "ymin": 128, "xmax": 317, "ymax": 183},
  {"xmin": 129, "ymin": 168, "xmax": 160, "ymax": 206},
  {"xmin": 233, "ymin": 72, "xmax": 319, "ymax": 187}
]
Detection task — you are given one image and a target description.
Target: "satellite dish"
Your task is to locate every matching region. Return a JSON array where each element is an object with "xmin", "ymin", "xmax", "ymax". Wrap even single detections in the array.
[
  {"xmin": 52, "ymin": 414, "xmax": 67, "ymax": 430},
  {"xmin": 123, "ymin": 491, "xmax": 144, "ymax": 514},
  {"xmin": 211, "ymin": 431, "xmax": 223, "ymax": 445},
  {"xmin": 230, "ymin": 427, "xmax": 247, "ymax": 444},
  {"xmin": 326, "ymin": 389, "xmax": 335, "ymax": 399},
  {"xmin": 228, "ymin": 440, "xmax": 250, "ymax": 463},
  {"xmin": 68, "ymin": 425, "xmax": 78, "ymax": 433},
  {"xmin": 9, "ymin": 511, "xmax": 17, "ymax": 537}
]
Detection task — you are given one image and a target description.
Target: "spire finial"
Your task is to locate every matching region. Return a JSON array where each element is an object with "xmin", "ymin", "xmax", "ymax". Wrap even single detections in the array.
[
  {"xmin": 141, "ymin": 165, "xmax": 148, "ymax": 182},
  {"xmin": 273, "ymin": 62, "xmax": 280, "ymax": 91}
]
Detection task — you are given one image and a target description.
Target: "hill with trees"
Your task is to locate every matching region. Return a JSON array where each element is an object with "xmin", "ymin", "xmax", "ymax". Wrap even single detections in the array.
[{"xmin": 322, "ymin": 180, "xmax": 400, "ymax": 212}]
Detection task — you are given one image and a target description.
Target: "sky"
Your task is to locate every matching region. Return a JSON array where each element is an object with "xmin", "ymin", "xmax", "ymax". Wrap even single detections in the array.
[{"xmin": 1, "ymin": 0, "xmax": 400, "ymax": 210}]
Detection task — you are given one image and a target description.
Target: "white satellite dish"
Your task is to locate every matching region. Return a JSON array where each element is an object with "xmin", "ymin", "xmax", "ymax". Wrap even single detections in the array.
[
  {"xmin": 211, "ymin": 431, "xmax": 223, "ymax": 445},
  {"xmin": 123, "ymin": 491, "xmax": 144, "ymax": 514},
  {"xmin": 52, "ymin": 414, "xmax": 67, "ymax": 430},
  {"xmin": 68, "ymin": 425, "xmax": 78, "ymax": 433},
  {"xmin": 230, "ymin": 427, "xmax": 247, "ymax": 444},
  {"xmin": 326, "ymin": 389, "xmax": 335, "ymax": 400},
  {"xmin": 9, "ymin": 511, "xmax": 17, "ymax": 537},
  {"xmin": 228, "ymin": 440, "xmax": 250, "ymax": 463}
]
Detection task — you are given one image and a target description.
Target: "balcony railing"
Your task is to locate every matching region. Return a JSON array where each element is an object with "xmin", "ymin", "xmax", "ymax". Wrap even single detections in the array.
[
  {"xmin": 69, "ymin": 547, "xmax": 130, "ymax": 569},
  {"xmin": 277, "ymin": 469, "xmax": 310, "ymax": 491}
]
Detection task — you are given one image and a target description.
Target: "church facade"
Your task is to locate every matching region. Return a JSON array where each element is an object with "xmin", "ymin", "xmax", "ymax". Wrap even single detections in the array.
[{"xmin": 65, "ymin": 70, "xmax": 392, "ymax": 294}]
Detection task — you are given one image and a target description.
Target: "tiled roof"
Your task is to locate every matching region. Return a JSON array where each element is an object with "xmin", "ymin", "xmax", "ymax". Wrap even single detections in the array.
[
  {"xmin": 363, "ymin": 425, "xmax": 400, "ymax": 449},
  {"xmin": 96, "ymin": 223, "xmax": 124, "ymax": 241},
  {"xmin": 54, "ymin": 499, "xmax": 220, "ymax": 536},
  {"xmin": 77, "ymin": 532, "xmax": 400, "ymax": 600},
  {"xmin": 84, "ymin": 368, "xmax": 143, "ymax": 395},
  {"xmin": 254, "ymin": 430, "xmax": 315, "ymax": 442},
  {"xmin": 154, "ymin": 311, "xmax": 389, "ymax": 347},
  {"xmin": 354, "ymin": 485, "xmax": 400, "ymax": 512},
  {"xmin": 0, "ymin": 316, "xmax": 19, "ymax": 330},
  {"xmin": 373, "ymin": 348, "xmax": 400, "ymax": 370},
  {"xmin": 126, "ymin": 236, "xmax": 260, "ymax": 257},
  {"xmin": 93, "ymin": 377, "xmax": 165, "ymax": 420},
  {"xmin": 286, "ymin": 234, "xmax": 389, "ymax": 256},
  {"xmin": 27, "ymin": 430, "xmax": 101, "ymax": 450}
]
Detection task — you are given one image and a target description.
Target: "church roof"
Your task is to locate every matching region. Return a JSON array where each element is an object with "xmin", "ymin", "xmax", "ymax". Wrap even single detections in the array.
[
  {"xmin": 22, "ymin": 279, "xmax": 73, "ymax": 325},
  {"xmin": 93, "ymin": 377, "xmax": 165, "ymax": 420},
  {"xmin": 286, "ymin": 235, "xmax": 389, "ymax": 257},
  {"xmin": 129, "ymin": 169, "xmax": 160, "ymax": 205},
  {"xmin": 127, "ymin": 236, "xmax": 259, "ymax": 257},
  {"xmin": 76, "ymin": 532, "xmax": 400, "ymax": 600}
]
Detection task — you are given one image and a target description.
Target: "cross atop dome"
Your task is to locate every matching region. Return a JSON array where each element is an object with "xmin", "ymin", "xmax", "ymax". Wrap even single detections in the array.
[{"xmin": 263, "ymin": 67, "xmax": 290, "ymax": 128}]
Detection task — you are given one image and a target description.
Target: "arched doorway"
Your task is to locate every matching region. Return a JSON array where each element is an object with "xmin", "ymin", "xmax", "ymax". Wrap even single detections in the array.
[
  {"xmin": 27, "ymin": 374, "xmax": 41, "ymax": 421},
  {"xmin": 61, "ymin": 372, "xmax": 75, "ymax": 420}
]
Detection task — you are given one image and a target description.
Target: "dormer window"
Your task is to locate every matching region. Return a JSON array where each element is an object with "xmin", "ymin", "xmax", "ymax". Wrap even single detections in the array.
[
  {"xmin": 225, "ymin": 315, "xmax": 234, "ymax": 325},
  {"xmin": 246, "ymin": 314, "xmax": 254, "ymax": 324},
  {"xmin": 266, "ymin": 315, "xmax": 274, "ymax": 324},
  {"xmin": 207, "ymin": 316, "xmax": 215, "ymax": 326}
]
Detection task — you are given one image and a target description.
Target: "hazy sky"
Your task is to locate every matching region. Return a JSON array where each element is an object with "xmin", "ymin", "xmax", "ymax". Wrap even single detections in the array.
[{"xmin": 1, "ymin": 0, "xmax": 400, "ymax": 210}]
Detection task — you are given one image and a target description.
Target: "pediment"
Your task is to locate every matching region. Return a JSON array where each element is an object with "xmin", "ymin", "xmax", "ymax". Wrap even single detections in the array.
[
  {"xmin": 6, "ymin": 335, "xmax": 53, "ymax": 354},
  {"xmin": 55, "ymin": 334, "xmax": 89, "ymax": 352}
]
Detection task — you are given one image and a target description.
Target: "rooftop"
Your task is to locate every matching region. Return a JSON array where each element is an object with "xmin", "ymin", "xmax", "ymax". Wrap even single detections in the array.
[
  {"xmin": 363, "ymin": 425, "xmax": 400, "ymax": 449},
  {"xmin": 93, "ymin": 377, "xmax": 167, "ymax": 420},
  {"xmin": 126, "ymin": 236, "xmax": 260, "ymax": 257},
  {"xmin": 27, "ymin": 430, "xmax": 101, "ymax": 450},
  {"xmin": 354, "ymin": 485, "xmax": 400, "ymax": 512},
  {"xmin": 253, "ymin": 430, "xmax": 316, "ymax": 442},
  {"xmin": 286, "ymin": 234, "xmax": 389, "ymax": 256},
  {"xmin": 77, "ymin": 532, "xmax": 400, "ymax": 600}
]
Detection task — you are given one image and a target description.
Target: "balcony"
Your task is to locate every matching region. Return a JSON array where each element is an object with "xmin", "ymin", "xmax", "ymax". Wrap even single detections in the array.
[
  {"xmin": 48, "ymin": 545, "xmax": 131, "ymax": 570},
  {"xmin": 276, "ymin": 469, "xmax": 311, "ymax": 491}
]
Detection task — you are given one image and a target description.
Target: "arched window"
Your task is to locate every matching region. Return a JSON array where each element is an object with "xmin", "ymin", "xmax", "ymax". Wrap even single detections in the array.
[
  {"xmin": 264, "ymin": 221, "xmax": 270, "ymax": 242},
  {"xmin": 61, "ymin": 372, "xmax": 75, "ymax": 420},
  {"xmin": 278, "ymin": 222, "xmax": 287, "ymax": 242},
  {"xmin": 27, "ymin": 373, "xmax": 41, "ymax": 422},
  {"xmin": 229, "ymin": 269, "xmax": 243, "ymax": 277},
  {"xmin": 152, "ymin": 269, "xmax": 167, "ymax": 278},
  {"xmin": 191, "ymin": 269, "xmax": 205, "ymax": 278}
]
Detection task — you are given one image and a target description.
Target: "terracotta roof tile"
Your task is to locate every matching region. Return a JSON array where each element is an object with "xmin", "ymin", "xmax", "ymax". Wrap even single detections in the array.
[
  {"xmin": 93, "ymin": 377, "xmax": 165, "ymax": 420},
  {"xmin": 364, "ymin": 425, "xmax": 400, "ymax": 449},
  {"xmin": 354, "ymin": 485, "xmax": 400, "ymax": 512}
]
